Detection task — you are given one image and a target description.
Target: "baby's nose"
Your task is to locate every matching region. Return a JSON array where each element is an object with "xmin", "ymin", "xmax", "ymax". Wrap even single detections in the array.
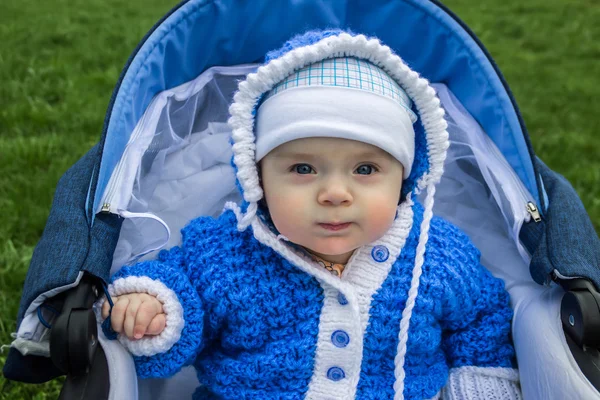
[{"xmin": 317, "ymin": 182, "xmax": 353, "ymax": 206}]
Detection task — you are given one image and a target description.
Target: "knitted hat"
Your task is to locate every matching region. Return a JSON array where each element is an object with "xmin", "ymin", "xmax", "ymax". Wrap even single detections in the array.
[
  {"xmin": 226, "ymin": 29, "xmax": 449, "ymax": 399},
  {"xmin": 254, "ymin": 57, "xmax": 418, "ymax": 178}
]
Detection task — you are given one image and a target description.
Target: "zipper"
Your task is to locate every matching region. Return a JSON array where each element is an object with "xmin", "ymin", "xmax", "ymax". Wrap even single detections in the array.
[
  {"xmin": 92, "ymin": 0, "xmax": 544, "ymax": 219},
  {"xmin": 429, "ymin": 3, "xmax": 545, "ymax": 226},
  {"xmin": 96, "ymin": 1, "xmax": 544, "ymax": 219},
  {"xmin": 95, "ymin": 0, "xmax": 543, "ymax": 217},
  {"xmin": 526, "ymin": 202, "xmax": 542, "ymax": 222},
  {"xmin": 479, "ymin": 135, "xmax": 542, "ymax": 263}
]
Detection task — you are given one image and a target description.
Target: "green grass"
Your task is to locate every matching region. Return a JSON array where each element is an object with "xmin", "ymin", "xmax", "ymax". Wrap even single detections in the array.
[
  {"xmin": 1, "ymin": 0, "xmax": 599, "ymax": 398},
  {"xmin": 0, "ymin": 0, "xmax": 177, "ymax": 397}
]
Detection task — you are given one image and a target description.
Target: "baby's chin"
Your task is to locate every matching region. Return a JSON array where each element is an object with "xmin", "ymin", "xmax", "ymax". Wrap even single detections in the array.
[{"xmin": 301, "ymin": 241, "xmax": 360, "ymax": 263}]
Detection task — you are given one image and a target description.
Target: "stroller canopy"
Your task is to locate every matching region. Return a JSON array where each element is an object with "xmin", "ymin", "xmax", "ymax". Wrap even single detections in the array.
[{"xmin": 93, "ymin": 0, "xmax": 542, "ymax": 220}]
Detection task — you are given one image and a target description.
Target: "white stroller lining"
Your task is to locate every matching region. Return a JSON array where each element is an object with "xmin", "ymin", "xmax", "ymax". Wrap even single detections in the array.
[
  {"xmin": 104, "ymin": 65, "xmax": 251, "ymax": 273},
  {"xmin": 98, "ymin": 66, "xmax": 598, "ymax": 399}
]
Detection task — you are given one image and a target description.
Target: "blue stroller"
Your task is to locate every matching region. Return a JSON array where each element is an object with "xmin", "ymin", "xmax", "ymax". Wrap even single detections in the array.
[{"xmin": 3, "ymin": 0, "xmax": 600, "ymax": 399}]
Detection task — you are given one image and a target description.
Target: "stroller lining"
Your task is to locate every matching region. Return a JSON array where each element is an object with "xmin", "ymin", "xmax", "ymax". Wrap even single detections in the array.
[{"xmin": 92, "ymin": 65, "xmax": 596, "ymax": 399}]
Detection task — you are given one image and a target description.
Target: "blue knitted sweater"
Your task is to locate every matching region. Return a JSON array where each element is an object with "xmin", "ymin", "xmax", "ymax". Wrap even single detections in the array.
[{"xmin": 110, "ymin": 202, "xmax": 516, "ymax": 399}]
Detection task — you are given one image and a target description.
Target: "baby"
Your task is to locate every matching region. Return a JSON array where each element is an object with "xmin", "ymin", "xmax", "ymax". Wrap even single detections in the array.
[{"xmin": 100, "ymin": 30, "xmax": 521, "ymax": 399}]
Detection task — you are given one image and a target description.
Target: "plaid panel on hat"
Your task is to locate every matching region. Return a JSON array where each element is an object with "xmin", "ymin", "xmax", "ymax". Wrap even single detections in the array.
[{"xmin": 264, "ymin": 57, "xmax": 417, "ymax": 122}]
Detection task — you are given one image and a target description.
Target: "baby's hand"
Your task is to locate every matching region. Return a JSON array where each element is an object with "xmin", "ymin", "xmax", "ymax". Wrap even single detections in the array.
[{"xmin": 101, "ymin": 293, "xmax": 166, "ymax": 340}]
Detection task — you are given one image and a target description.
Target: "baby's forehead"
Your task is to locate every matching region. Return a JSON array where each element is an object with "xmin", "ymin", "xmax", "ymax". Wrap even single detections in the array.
[{"xmin": 268, "ymin": 137, "xmax": 392, "ymax": 159}]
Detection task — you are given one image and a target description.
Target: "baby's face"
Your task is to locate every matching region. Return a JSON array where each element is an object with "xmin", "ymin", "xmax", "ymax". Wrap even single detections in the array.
[{"xmin": 260, "ymin": 137, "xmax": 404, "ymax": 264}]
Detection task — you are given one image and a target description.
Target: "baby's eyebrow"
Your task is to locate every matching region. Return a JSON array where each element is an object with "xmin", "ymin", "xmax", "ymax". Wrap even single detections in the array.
[
  {"xmin": 354, "ymin": 151, "xmax": 390, "ymax": 160},
  {"xmin": 272, "ymin": 150, "xmax": 391, "ymax": 161},
  {"xmin": 272, "ymin": 152, "xmax": 317, "ymax": 160}
]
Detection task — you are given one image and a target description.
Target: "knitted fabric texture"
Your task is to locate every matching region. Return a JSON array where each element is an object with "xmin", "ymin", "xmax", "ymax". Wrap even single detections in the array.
[
  {"xmin": 442, "ymin": 367, "xmax": 522, "ymax": 399},
  {"xmin": 111, "ymin": 248, "xmax": 204, "ymax": 378},
  {"xmin": 111, "ymin": 206, "xmax": 517, "ymax": 399},
  {"xmin": 101, "ymin": 276, "xmax": 185, "ymax": 356}
]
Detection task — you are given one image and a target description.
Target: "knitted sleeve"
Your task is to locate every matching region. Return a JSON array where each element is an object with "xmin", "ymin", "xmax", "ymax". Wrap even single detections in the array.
[
  {"xmin": 105, "ymin": 245, "xmax": 204, "ymax": 379},
  {"xmin": 431, "ymin": 218, "xmax": 522, "ymax": 400}
]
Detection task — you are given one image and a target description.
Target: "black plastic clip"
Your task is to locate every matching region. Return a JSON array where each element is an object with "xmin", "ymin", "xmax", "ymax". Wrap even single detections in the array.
[
  {"xmin": 557, "ymin": 275, "xmax": 600, "ymax": 391},
  {"xmin": 49, "ymin": 273, "xmax": 110, "ymax": 400}
]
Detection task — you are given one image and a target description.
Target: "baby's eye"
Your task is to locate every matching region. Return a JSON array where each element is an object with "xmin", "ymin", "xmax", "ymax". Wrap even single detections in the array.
[
  {"xmin": 355, "ymin": 164, "xmax": 378, "ymax": 175},
  {"xmin": 292, "ymin": 164, "xmax": 315, "ymax": 174}
]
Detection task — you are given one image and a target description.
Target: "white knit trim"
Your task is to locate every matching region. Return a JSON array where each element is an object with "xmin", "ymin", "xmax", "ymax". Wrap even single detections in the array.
[
  {"xmin": 305, "ymin": 284, "xmax": 364, "ymax": 399},
  {"xmin": 97, "ymin": 276, "xmax": 185, "ymax": 357},
  {"xmin": 251, "ymin": 200, "xmax": 414, "ymax": 399},
  {"xmin": 227, "ymin": 32, "xmax": 449, "ymax": 230},
  {"xmin": 442, "ymin": 366, "xmax": 522, "ymax": 400}
]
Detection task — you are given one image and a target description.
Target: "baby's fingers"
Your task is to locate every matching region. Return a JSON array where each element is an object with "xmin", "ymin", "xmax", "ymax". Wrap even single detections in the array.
[
  {"xmin": 101, "ymin": 296, "xmax": 116, "ymax": 319},
  {"xmin": 132, "ymin": 297, "xmax": 164, "ymax": 339},
  {"xmin": 124, "ymin": 296, "xmax": 143, "ymax": 339},
  {"xmin": 110, "ymin": 297, "xmax": 130, "ymax": 334},
  {"xmin": 145, "ymin": 313, "xmax": 166, "ymax": 336}
]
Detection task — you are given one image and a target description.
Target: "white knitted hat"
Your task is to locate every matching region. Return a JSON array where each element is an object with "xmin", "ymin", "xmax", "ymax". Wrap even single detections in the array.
[{"xmin": 254, "ymin": 57, "xmax": 418, "ymax": 178}]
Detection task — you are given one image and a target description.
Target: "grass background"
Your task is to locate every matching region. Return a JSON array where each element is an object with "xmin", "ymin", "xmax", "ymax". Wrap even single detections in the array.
[{"xmin": 1, "ymin": 0, "xmax": 598, "ymax": 398}]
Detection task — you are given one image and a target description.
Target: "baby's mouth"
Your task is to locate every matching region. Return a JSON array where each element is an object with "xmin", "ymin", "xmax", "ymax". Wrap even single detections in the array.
[{"xmin": 318, "ymin": 222, "xmax": 352, "ymax": 231}]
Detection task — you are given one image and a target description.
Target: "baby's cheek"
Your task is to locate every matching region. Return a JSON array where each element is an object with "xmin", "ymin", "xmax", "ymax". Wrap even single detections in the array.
[
  {"xmin": 364, "ymin": 200, "xmax": 397, "ymax": 240},
  {"xmin": 268, "ymin": 196, "xmax": 306, "ymax": 235}
]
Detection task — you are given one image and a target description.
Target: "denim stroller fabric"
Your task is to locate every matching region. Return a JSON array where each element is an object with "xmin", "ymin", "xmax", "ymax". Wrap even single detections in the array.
[
  {"xmin": 16, "ymin": 144, "xmax": 101, "ymax": 326},
  {"xmin": 2, "ymin": 347, "xmax": 62, "ymax": 384},
  {"xmin": 520, "ymin": 158, "xmax": 600, "ymax": 288},
  {"xmin": 2, "ymin": 143, "xmax": 123, "ymax": 383}
]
